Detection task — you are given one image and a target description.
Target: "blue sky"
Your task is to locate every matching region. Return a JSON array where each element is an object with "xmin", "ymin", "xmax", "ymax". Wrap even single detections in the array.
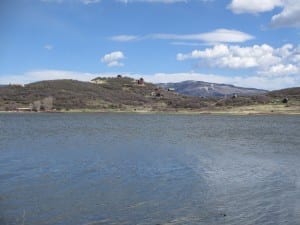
[{"xmin": 0, "ymin": 0, "xmax": 299, "ymax": 90}]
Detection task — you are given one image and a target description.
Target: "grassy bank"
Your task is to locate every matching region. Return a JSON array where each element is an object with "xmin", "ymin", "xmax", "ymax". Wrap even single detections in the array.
[{"xmin": 2, "ymin": 103, "xmax": 299, "ymax": 115}]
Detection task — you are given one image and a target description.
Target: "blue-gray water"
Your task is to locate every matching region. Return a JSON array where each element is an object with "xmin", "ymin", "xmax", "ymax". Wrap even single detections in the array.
[{"xmin": 0, "ymin": 113, "xmax": 300, "ymax": 225}]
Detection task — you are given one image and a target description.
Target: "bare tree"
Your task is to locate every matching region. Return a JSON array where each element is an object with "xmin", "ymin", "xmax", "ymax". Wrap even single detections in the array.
[
  {"xmin": 42, "ymin": 96, "xmax": 53, "ymax": 111},
  {"xmin": 33, "ymin": 100, "xmax": 41, "ymax": 111}
]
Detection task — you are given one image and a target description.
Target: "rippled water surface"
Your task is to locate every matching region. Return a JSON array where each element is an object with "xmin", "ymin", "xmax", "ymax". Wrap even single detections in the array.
[{"xmin": 0, "ymin": 113, "xmax": 300, "ymax": 225}]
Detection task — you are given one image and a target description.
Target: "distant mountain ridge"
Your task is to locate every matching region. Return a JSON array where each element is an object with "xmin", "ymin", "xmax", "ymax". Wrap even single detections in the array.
[{"xmin": 158, "ymin": 80, "xmax": 267, "ymax": 97}]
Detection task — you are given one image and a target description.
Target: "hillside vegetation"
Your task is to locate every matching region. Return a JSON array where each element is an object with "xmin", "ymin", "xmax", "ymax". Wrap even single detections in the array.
[
  {"xmin": 0, "ymin": 77, "xmax": 214, "ymax": 112},
  {"xmin": 0, "ymin": 77, "xmax": 299, "ymax": 114}
]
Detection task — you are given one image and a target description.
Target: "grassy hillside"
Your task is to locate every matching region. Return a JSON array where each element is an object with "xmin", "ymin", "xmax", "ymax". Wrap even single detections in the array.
[
  {"xmin": 0, "ymin": 77, "xmax": 299, "ymax": 113},
  {"xmin": 267, "ymin": 87, "xmax": 300, "ymax": 99},
  {"xmin": 0, "ymin": 77, "xmax": 216, "ymax": 111},
  {"xmin": 217, "ymin": 87, "xmax": 300, "ymax": 115}
]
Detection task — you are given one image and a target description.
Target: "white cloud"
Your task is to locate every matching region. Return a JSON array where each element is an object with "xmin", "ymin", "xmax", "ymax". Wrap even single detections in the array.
[
  {"xmin": 42, "ymin": 0, "xmax": 212, "ymax": 3},
  {"xmin": 259, "ymin": 64, "xmax": 299, "ymax": 76},
  {"xmin": 117, "ymin": 0, "xmax": 189, "ymax": 3},
  {"xmin": 111, "ymin": 35, "xmax": 140, "ymax": 42},
  {"xmin": 40, "ymin": 0, "xmax": 64, "ymax": 3},
  {"xmin": 271, "ymin": 0, "xmax": 300, "ymax": 27},
  {"xmin": 111, "ymin": 29, "xmax": 254, "ymax": 44},
  {"xmin": 101, "ymin": 51, "xmax": 125, "ymax": 67},
  {"xmin": 193, "ymin": 29, "xmax": 254, "ymax": 43},
  {"xmin": 177, "ymin": 43, "xmax": 300, "ymax": 74},
  {"xmin": 81, "ymin": 0, "xmax": 101, "ymax": 4},
  {"xmin": 41, "ymin": 0, "xmax": 101, "ymax": 4},
  {"xmin": 228, "ymin": 0, "xmax": 300, "ymax": 27},
  {"xmin": 129, "ymin": 0, "xmax": 214, "ymax": 3},
  {"xmin": 228, "ymin": 0, "xmax": 283, "ymax": 14},
  {"xmin": 170, "ymin": 42, "xmax": 205, "ymax": 46},
  {"xmin": 177, "ymin": 44, "xmax": 230, "ymax": 61},
  {"xmin": 107, "ymin": 61, "xmax": 124, "ymax": 67}
]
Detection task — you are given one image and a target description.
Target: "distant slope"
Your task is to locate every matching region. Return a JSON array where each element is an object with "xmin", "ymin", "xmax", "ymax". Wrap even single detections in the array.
[
  {"xmin": 268, "ymin": 87, "xmax": 300, "ymax": 98},
  {"xmin": 158, "ymin": 80, "xmax": 267, "ymax": 97}
]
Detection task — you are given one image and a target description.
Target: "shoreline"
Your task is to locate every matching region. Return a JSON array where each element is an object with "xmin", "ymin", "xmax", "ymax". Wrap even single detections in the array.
[{"xmin": 1, "ymin": 106, "xmax": 300, "ymax": 115}]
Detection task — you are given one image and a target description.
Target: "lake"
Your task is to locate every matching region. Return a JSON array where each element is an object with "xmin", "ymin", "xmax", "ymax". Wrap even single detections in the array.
[{"xmin": 0, "ymin": 113, "xmax": 300, "ymax": 225}]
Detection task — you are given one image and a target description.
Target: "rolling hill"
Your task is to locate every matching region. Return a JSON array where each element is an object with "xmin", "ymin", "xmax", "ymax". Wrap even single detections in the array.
[
  {"xmin": 0, "ymin": 77, "xmax": 217, "ymax": 111},
  {"xmin": 0, "ymin": 76, "xmax": 299, "ymax": 113}
]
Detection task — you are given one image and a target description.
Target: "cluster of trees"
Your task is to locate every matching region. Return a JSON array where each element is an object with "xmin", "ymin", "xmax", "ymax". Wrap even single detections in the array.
[{"xmin": 32, "ymin": 96, "xmax": 53, "ymax": 111}]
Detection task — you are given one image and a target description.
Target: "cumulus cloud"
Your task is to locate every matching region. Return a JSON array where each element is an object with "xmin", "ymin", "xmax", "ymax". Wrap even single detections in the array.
[
  {"xmin": 228, "ymin": 0, "xmax": 300, "ymax": 28},
  {"xmin": 259, "ymin": 64, "xmax": 299, "ymax": 76},
  {"xmin": 177, "ymin": 43, "xmax": 300, "ymax": 75},
  {"xmin": 228, "ymin": 0, "xmax": 283, "ymax": 14},
  {"xmin": 111, "ymin": 29, "xmax": 254, "ymax": 44},
  {"xmin": 101, "ymin": 51, "xmax": 125, "ymax": 67},
  {"xmin": 271, "ymin": 0, "xmax": 300, "ymax": 27}
]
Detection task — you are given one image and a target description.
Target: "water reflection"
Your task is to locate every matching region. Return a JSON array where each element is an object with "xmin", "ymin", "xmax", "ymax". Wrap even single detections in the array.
[{"xmin": 0, "ymin": 113, "xmax": 300, "ymax": 225}]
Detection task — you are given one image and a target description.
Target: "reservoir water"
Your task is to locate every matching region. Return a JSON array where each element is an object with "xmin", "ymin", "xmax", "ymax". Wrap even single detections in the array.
[{"xmin": 0, "ymin": 113, "xmax": 300, "ymax": 225}]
